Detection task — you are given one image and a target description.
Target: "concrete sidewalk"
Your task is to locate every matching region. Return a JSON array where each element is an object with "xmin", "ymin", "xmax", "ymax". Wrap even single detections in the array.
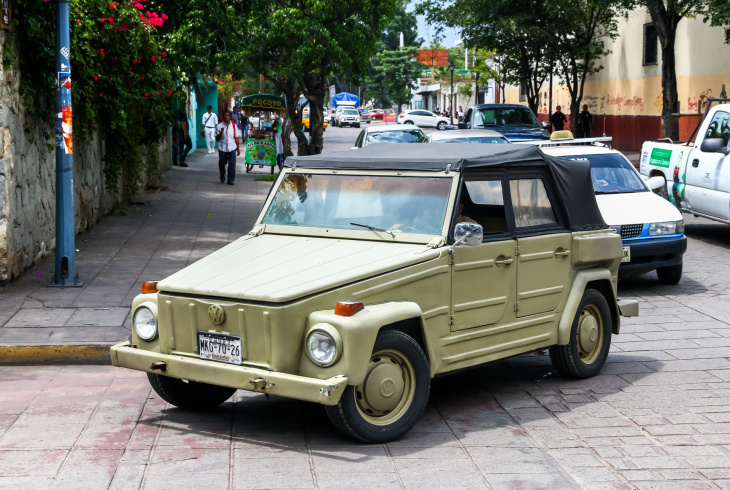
[{"xmin": 0, "ymin": 149, "xmax": 273, "ymax": 363}]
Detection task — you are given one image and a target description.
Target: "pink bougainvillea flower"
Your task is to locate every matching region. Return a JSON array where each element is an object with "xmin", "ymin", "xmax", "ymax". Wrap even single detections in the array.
[
  {"xmin": 152, "ymin": 12, "xmax": 158, "ymax": 17},
  {"xmin": 77, "ymin": 19, "xmax": 81, "ymax": 24},
  {"xmin": 161, "ymin": 13, "xmax": 168, "ymax": 19},
  {"xmin": 109, "ymin": 2, "xmax": 117, "ymax": 9},
  {"xmin": 100, "ymin": 18, "xmax": 105, "ymax": 22},
  {"xmin": 100, "ymin": 48, "xmax": 105, "ymax": 56},
  {"xmin": 146, "ymin": 11, "xmax": 151, "ymax": 17},
  {"xmin": 134, "ymin": 2, "xmax": 143, "ymax": 9},
  {"xmin": 161, "ymin": 52, "xmax": 166, "ymax": 57},
  {"xmin": 94, "ymin": 74, "xmax": 98, "ymax": 81},
  {"xmin": 151, "ymin": 55, "xmax": 156, "ymax": 62},
  {"xmin": 140, "ymin": 75, "xmax": 145, "ymax": 80},
  {"xmin": 108, "ymin": 18, "xmax": 114, "ymax": 23},
  {"xmin": 99, "ymin": 93, "xmax": 103, "ymax": 97},
  {"xmin": 139, "ymin": 13, "xmax": 144, "ymax": 21}
]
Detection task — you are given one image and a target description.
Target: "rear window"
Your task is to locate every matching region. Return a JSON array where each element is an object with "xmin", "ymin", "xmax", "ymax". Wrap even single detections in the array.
[
  {"xmin": 365, "ymin": 130, "xmax": 424, "ymax": 145},
  {"xmin": 562, "ymin": 153, "xmax": 647, "ymax": 194}
]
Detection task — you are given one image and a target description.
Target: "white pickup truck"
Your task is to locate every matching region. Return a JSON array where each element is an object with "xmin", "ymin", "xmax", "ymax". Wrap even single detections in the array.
[{"xmin": 640, "ymin": 100, "xmax": 730, "ymax": 223}]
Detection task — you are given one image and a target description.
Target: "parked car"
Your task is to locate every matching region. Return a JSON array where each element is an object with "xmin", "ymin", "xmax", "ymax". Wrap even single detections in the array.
[
  {"xmin": 334, "ymin": 108, "xmax": 361, "ymax": 128},
  {"xmin": 458, "ymin": 104, "xmax": 550, "ymax": 141},
  {"xmin": 302, "ymin": 107, "xmax": 328, "ymax": 132},
  {"xmin": 358, "ymin": 108, "xmax": 372, "ymax": 124},
  {"xmin": 352, "ymin": 125, "xmax": 424, "ymax": 148},
  {"xmin": 640, "ymin": 100, "xmax": 730, "ymax": 223},
  {"xmin": 419, "ymin": 129, "xmax": 509, "ymax": 144},
  {"xmin": 333, "ymin": 102, "xmax": 358, "ymax": 126},
  {"xmin": 370, "ymin": 109, "xmax": 394, "ymax": 121},
  {"xmin": 538, "ymin": 142, "xmax": 686, "ymax": 284},
  {"xmin": 397, "ymin": 109, "xmax": 450, "ymax": 130},
  {"xmin": 111, "ymin": 143, "xmax": 637, "ymax": 443}
]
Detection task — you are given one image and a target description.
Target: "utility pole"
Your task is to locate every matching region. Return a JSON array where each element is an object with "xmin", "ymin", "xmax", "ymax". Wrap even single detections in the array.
[
  {"xmin": 51, "ymin": 0, "xmax": 81, "ymax": 287},
  {"xmin": 475, "ymin": 72, "xmax": 480, "ymax": 105},
  {"xmin": 449, "ymin": 63, "xmax": 455, "ymax": 125}
]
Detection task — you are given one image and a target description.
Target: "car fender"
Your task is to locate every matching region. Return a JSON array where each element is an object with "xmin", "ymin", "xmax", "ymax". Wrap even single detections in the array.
[
  {"xmin": 298, "ymin": 302, "xmax": 426, "ymax": 386},
  {"xmin": 557, "ymin": 269, "xmax": 619, "ymax": 345}
]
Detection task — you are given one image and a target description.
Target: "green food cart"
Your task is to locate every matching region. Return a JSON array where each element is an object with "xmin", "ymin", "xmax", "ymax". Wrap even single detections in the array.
[{"xmin": 240, "ymin": 93, "xmax": 286, "ymax": 174}]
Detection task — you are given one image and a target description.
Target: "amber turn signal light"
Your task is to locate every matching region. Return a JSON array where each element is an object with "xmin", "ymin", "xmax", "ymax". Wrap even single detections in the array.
[
  {"xmin": 335, "ymin": 301, "xmax": 364, "ymax": 316},
  {"xmin": 141, "ymin": 281, "xmax": 159, "ymax": 294}
]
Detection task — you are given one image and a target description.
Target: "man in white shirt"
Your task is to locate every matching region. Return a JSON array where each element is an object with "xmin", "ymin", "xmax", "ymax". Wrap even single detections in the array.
[
  {"xmin": 202, "ymin": 105, "xmax": 218, "ymax": 154},
  {"xmin": 216, "ymin": 109, "xmax": 240, "ymax": 185}
]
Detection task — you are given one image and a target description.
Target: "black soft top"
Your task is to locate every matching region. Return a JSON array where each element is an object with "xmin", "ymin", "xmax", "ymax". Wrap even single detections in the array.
[{"xmin": 286, "ymin": 144, "xmax": 606, "ymax": 231}]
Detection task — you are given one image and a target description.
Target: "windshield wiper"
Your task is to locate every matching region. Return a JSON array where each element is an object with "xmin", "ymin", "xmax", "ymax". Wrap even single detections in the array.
[
  {"xmin": 350, "ymin": 222, "xmax": 395, "ymax": 237},
  {"xmin": 594, "ymin": 190, "xmax": 622, "ymax": 194}
]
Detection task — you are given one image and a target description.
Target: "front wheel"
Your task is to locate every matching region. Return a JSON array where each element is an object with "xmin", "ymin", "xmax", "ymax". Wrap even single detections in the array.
[
  {"xmin": 549, "ymin": 289, "xmax": 612, "ymax": 379},
  {"xmin": 657, "ymin": 263, "xmax": 682, "ymax": 284},
  {"xmin": 437, "ymin": 121, "xmax": 446, "ymax": 130},
  {"xmin": 147, "ymin": 373, "xmax": 236, "ymax": 410},
  {"xmin": 325, "ymin": 330, "xmax": 430, "ymax": 443}
]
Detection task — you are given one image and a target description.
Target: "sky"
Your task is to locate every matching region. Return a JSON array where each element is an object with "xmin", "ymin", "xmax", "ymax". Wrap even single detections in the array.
[{"xmin": 406, "ymin": 1, "xmax": 462, "ymax": 48}]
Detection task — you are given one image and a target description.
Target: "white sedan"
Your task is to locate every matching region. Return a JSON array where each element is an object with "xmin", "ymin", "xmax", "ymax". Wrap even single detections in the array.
[{"xmin": 397, "ymin": 110, "xmax": 450, "ymax": 130}]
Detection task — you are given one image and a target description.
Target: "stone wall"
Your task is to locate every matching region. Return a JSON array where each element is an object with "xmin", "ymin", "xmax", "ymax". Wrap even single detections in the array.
[{"xmin": 0, "ymin": 32, "xmax": 170, "ymax": 284}]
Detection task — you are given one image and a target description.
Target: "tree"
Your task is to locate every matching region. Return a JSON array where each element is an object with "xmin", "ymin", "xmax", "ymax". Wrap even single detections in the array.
[{"xmin": 374, "ymin": 47, "xmax": 424, "ymax": 113}]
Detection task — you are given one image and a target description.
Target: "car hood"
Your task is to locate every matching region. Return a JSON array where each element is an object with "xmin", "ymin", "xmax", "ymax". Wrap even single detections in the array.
[
  {"xmin": 596, "ymin": 191, "xmax": 683, "ymax": 226},
  {"xmin": 499, "ymin": 127, "xmax": 549, "ymax": 139},
  {"xmin": 157, "ymin": 233, "xmax": 440, "ymax": 303}
]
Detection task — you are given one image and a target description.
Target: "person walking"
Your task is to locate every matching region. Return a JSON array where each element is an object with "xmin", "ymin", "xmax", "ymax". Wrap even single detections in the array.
[
  {"xmin": 216, "ymin": 109, "xmax": 240, "ymax": 185},
  {"xmin": 458, "ymin": 106, "xmax": 464, "ymax": 123},
  {"xmin": 176, "ymin": 111, "xmax": 192, "ymax": 167},
  {"xmin": 578, "ymin": 104, "xmax": 594, "ymax": 138},
  {"xmin": 550, "ymin": 106, "xmax": 568, "ymax": 132},
  {"xmin": 273, "ymin": 116, "xmax": 283, "ymax": 170},
  {"xmin": 201, "ymin": 105, "xmax": 218, "ymax": 154},
  {"xmin": 240, "ymin": 108, "xmax": 250, "ymax": 143}
]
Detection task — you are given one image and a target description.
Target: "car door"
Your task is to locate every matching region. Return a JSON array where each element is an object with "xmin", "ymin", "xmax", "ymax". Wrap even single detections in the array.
[
  {"xmin": 506, "ymin": 170, "xmax": 572, "ymax": 318},
  {"xmin": 683, "ymin": 110, "xmax": 730, "ymax": 219},
  {"xmin": 422, "ymin": 111, "xmax": 436, "ymax": 128},
  {"xmin": 450, "ymin": 175, "xmax": 516, "ymax": 332}
]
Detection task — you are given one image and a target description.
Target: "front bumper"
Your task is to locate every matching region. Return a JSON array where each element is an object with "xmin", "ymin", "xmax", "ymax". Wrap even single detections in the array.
[
  {"xmin": 619, "ymin": 236, "xmax": 687, "ymax": 275},
  {"xmin": 111, "ymin": 342, "xmax": 348, "ymax": 406}
]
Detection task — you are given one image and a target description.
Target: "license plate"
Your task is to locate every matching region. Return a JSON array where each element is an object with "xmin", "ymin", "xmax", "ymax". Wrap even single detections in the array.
[
  {"xmin": 198, "ymin": 332, "xmax": 242, "ymax": 365},
  {"xmin": 622, "ymin": 246, "xmax": 631, "ymax": 263}
]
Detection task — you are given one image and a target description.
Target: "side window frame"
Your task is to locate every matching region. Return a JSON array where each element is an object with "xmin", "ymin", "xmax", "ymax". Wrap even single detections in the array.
[
  {"xmin": 705, "ymin": 110, "xmax": 730, "ymax": 146},
  {"xmin": 449, "ymin": 169, "xmax": 514, "ymax": 244},
  {"xmin": 504, "ymin": 166, "xmax": 569, "ymax": 237},
  {"xmin": 355, "ymin": 129, "xmax": 366, "ymax": 148}
]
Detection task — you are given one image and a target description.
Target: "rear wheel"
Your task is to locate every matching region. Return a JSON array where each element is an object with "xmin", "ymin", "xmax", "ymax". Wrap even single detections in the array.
[
  {"xmin": 657, "ymin": 263, "xmax": 682, "ymax": 284},
  {"xmin": 147, "ymin": 373, "xmax": 236, "ymax": 410},
  {"xmin": 404, "ymin": 120, "xmax": 414, "ymax": 125},
  {"xmin": 437, "ymin": 121, "xmax": 446, "ymax": 130},
  {"xmin": 325, "ymin": 330, "xmax": 430, "ymax": 443},
  {"xmin": 549, "ymin": 289, "xmax": 612, "ymax": 379}
]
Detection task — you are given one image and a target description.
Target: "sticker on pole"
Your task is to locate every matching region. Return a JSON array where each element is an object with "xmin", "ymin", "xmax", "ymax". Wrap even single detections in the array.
[
  {"xmin": 60, "ymin": 47, "xmax": 70, "ymax": 60},
  {"xmin": 62, "ymin": 106, "xmax": 73, "ymax": 155}
]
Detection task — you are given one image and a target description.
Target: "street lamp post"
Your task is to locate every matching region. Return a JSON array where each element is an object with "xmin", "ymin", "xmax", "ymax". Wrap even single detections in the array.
[
  {"xmin": 449, "ymin": 62, "xmax": 455, "ymax": 125},
  {"xmin": 50, "ymin": 0, "xmax": 81, "ymax": 287},
  {"xmin": 475, "ymin": 71, "xmax": 480, "ymax": 106}
]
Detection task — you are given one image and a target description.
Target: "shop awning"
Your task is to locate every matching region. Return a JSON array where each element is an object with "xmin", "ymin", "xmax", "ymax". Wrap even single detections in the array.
[{"xmin": 239, "ymin": 93, "xmax": 286, "ymax": 110}]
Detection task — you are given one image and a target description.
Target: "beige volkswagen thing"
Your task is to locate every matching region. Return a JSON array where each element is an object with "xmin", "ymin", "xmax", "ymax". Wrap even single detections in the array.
[{"xmin": 112, "ymin": 144, "xmax": 638, "ymax": 443}]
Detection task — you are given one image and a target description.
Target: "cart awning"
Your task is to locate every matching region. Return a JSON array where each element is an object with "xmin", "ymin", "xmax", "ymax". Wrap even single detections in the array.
[{"xmin": 240, "ymin": 94, "xmax": 286, "ymax": 110}]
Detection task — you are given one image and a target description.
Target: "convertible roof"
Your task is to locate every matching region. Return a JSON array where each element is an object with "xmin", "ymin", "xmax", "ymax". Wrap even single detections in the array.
[{"xmin": 286, "ymin": 144, "xmax": 606, "ymax": 231}]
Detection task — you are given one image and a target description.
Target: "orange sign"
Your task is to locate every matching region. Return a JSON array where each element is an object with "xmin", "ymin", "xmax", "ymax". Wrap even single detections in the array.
[
  {"xmin": 416, "ymin": 49, "xmax": 449, "ymax": 67},
  {"xmin": 62, "ymin": 106, "xmax": 73, "ymax": 155}
]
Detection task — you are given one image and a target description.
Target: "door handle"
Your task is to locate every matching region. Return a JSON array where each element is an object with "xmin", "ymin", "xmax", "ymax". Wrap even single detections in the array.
[
  {"xmin": 495, "ymin": 257, "xmax": 514, "ymax": 265},
  {"xmin": 692, "ymin": 159, "xmax": 700, "ymax": 168},
  {"xmin": 554, "ymin": 249, "xmax": 571, "ymax": 257}
]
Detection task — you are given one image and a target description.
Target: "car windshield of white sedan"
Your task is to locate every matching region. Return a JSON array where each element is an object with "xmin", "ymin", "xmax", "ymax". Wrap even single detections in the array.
[
  {"xmin": 343, "ymin": 109, "xmax": 359, "ymax": 116},
  {"xmin": 263, "ymin": 174, "xmax": 452, "ymax": 235},
  {"xmin": 563, "ymin": 153, "xmax": 647, "ymax": 194},
  {"xmin": 434, "ymin": 136, "xmax": 509, "ymax": 144},
  {"xmin": 474, "ymin": 107, "xmax": 539, "ymax": 128},
  {"xmin": 366, "ymin": 130, "xmax": 424, "ymax": 145}
]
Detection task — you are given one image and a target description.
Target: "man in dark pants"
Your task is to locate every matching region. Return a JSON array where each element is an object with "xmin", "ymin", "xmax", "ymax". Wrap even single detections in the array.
[
  {"xmin": 216, "ymin": 110, "xmax": 240, "ymax": 185},
  {"xmin": 550, "ymin": 106, "xmax": 568, "ymax": 132},
  {"xmin": 578, "ymin": 104, "xmax": 594, "ymax": 138},
  {"xmin": 176, "ymin": 111, "xmax": 192, "ymax": 167}
]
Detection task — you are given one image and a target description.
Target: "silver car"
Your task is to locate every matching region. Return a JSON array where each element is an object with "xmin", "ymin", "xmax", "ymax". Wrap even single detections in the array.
[
  {"xmin": 419, "ymin": 129, "xmax": 510, "ymax": 144},
  {"xmin": 352, "ymin": 124, "xmax": 425, "ymax": 148}
]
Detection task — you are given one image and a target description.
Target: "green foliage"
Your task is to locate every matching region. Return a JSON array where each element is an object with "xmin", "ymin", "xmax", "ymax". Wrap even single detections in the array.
[
  {"xmin": 373, "ymin": 47, "xmax": 423, "ymax": 112},
  {"xmin": 13, "ymin": 0, "xmax": 183, "ymax": 200},
  {"xmin": 704, "ymin": 0, "xmax": 730, "ymax": 43}
]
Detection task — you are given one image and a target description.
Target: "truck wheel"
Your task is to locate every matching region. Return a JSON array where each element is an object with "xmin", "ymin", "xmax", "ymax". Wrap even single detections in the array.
[
  {"xmin": 549, "ymin": 289, "xmax": 612, "ymax": 379},
  {"xmin": 325, "ymin": 330, "xmax": 430, "ymax": 443},
  {"xmin": 657, "ymin": 263, "xmax": 682, "ymax": 284},
  {"xmin": 147, "ymin": 373, "xmax": 236, "ymax": 410}
]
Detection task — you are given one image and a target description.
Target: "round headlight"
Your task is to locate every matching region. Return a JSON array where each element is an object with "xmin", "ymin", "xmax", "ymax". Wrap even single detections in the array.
[
  {"xmin": 307, "ymin": 331, "xmax": 338, "ymax": 366},
  {"xmin": 134, "ymin": 306, "xmax": 157, "ymax": 341}
]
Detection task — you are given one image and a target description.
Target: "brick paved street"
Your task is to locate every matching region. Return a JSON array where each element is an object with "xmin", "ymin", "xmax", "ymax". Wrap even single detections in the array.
[{"xmin": 1, "ymin": 126, "xmax": 730, "ymax": 488}]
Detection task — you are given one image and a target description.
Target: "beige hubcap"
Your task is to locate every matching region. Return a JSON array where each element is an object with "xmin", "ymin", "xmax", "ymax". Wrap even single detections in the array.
[
  {"xmin": 363, "ymin": 363, "xmax": 405, "ymax": 412},
  {"xmin": 354, "ymin": 349, "xmax": 415, "ymax": 425},
  {"xmin": 576, "ymin": 304, "xmax": 604, "ymax": 364}
]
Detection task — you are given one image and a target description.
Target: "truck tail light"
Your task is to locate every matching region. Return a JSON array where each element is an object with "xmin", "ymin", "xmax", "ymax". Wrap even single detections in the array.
[
  {"xmin": 335, "ymin": 301, "xmax": 364, "ymax": 316},
  {"xmin": 141, "ymin": 281, "xmax": 159, "ymax": 294}
]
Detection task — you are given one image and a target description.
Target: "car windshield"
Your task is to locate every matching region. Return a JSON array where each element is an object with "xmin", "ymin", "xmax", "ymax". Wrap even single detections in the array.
[
  {"xmin": 262, "ymin": 174, "xmax": 453, "ymax": 235},
  {"xmin": 562, "ymin": 153, "xmax": 648, "ymax": 194},
  {"xmin": 433, "ymin": 136, "xmax": 509, "ymax": 144},
  {"xmin": 343, "ymin": 109, "xmax": 359, "ymax": 115},
  {"xmin": 365, "ymin": 130, "xmax": 424, "ymax": 145},
  {"xmin": 474, "ymin": 107, "xmax": 540, "ymax": 128}
]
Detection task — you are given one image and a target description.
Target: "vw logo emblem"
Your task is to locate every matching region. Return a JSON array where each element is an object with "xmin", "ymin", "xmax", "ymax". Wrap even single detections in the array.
[{"xmin": 208, "ymin": 304, "xmax": 226, "ymax": 325}]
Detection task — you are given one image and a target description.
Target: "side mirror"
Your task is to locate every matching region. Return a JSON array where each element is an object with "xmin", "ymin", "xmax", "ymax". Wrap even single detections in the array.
[
  {"xmin": 451, "ymin": 223, "xmax": 483, "ymax": 254},
  {"xmin": 541, "ymin": 121, "xmax": 552, "ymax": 130},
  {"xmin": 646, "ymin": 176, "xmax": 665, "ymax": 191},
  {"xmin": 700, "ymin": 137, "xmax": 729, "ymax": 154}
]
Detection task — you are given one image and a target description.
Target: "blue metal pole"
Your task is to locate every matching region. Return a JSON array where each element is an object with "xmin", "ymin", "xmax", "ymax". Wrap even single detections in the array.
[{"xmin": 50, "ymin": 0, "xmax": 82, "ymax": 287}]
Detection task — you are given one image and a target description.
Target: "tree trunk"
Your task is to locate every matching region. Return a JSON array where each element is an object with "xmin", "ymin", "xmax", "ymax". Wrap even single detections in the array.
[
  {"xmin": 301, "ymin": 75, "xmax": 325, "ymax": 155},
  {"xmin": 659, "ymin": 28, "xmax": 680, "ymax": 140}
]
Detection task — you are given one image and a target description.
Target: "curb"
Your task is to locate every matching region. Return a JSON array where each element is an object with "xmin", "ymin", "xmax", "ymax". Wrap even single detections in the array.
[{"xmin": 0, "ymin": 345, "xmax": 112, "ymax": 365}]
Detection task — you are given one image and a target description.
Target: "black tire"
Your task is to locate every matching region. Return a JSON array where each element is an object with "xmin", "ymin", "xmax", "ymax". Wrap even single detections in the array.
[
  {"xmin": 437, "ymin": 121, "xmax": 446, "ymax": 130},
  {"xmin": 325, "ymin": 330, "xmax": 430, "ymax": 443},
  {"xmin": 371, "ymin": 116, "xmax": 377, "ymax": 121},
  {"xmin": 147, "ymin": 373, "xmax": 236, "ymax": 410},
  {"xmin": 354, "ymin": 124, "xmax": 361, "ymax": 128},
  {"xmin": 549, "ymin": 289, "xmax": 612, "ymax": 379},
  {"xmin": 404, "ymin": 120, "xmax": 414, "ymax": 125},
  {"xmin": 657, "ymin": 263, "xmax": 682, "ymax": 284}
]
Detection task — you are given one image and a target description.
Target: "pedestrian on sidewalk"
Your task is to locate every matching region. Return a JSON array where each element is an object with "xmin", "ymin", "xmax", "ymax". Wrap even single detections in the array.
[
  {"xmin": 201, "ymin": 106, "xmax": 218, "ymax": 154},
  {"xmin": 273, "ymin": 116, "xmax": 283, "ymax": 170},
  {"xmin": 578, "ymin": 104, "xmax": 594, "ymax": 138},
  {"xmin": 240, "ymin": 109, "xmax": 250, "ymax": 143},
  {"xmin": 550, "ymin": 106, "xmax": 568, "ymax": 132},
  {"xmin": 216, "ymin": 109, "xmax": 240, "ymax": 185},
  {"xmin": 176, "ymin": 111, "xmax": 192, "ymax": 167}
]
